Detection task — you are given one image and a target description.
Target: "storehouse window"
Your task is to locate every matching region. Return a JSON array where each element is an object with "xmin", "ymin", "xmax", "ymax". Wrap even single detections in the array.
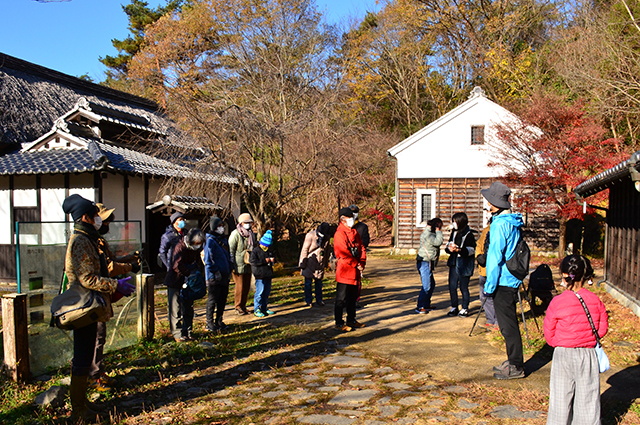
[
  {"xmin": 415, "ymin": 189, "xmax": 436, "ymax": 227},
  {"xmin": 471, "ymin": 125, "xmax": 485, "ymax": 145}
]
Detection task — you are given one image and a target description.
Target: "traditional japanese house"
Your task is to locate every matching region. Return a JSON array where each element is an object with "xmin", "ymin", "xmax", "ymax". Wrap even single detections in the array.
[
  {"xmin": 574, "ymin": 150, "xmax": 640, "ymax": 316},
  {"xmin": 0, "ymin": 52, "xmax": 240, "ymax": 279}
]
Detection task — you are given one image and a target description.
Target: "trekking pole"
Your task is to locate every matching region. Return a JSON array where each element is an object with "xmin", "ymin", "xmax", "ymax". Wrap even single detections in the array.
[
  {"xmin": 517, "ymin": 289, "xmax": 531, "ymax": 347},
  {"xmin": 522, "ymin": 284, "xmax": 541, "ymax": 332},
  {"xmin": 469, "ymin": 296, "xmax": 487, "ymax": 337}
]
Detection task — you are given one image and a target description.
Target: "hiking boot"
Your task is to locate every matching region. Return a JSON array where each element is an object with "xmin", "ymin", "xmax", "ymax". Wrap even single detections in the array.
[
  {"xmin": 236, "ymin": 309, "xmax": 247, "ymax": 315},
  {"xmin": 447, "ymin": 307, "xmax": 459, "ymax": 316},
  {"xmin": 493, "ymin": 364, "xmax": 525, "ymax": 380},
  {"xmin": 415, "ymin": 308, "xmax": 428, "ymax": 314},
  {"xmin": 458, "ymin": 308, "xmax": 470, "ymax": 317},
  {"xmin": 492, "ymin": 360, "xmax": 510, "ymax": 373},
  {"xmin": 347, "ymin": 321, "xmax": 365, "ymax": 328},
  {"xmin": 335, "ymin": 324, "xmax": 352, "ymax": 332}
]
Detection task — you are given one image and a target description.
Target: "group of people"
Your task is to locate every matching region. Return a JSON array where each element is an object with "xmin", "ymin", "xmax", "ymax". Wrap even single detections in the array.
[
  {"xmin": 414, "ymin": 182, "xmax": 609, "ymax": 424},
  {"xmin": 159, "ymin": 211, "xmax": 277, "ymax": 340},
  {"xmin": 60, "ymin": 185, "xmax": 608, "ymax": 424}
]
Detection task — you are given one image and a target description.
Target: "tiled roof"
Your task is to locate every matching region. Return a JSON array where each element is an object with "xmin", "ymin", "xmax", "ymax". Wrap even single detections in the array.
[
  {"xmin": 574, "ymin": 150, "xmax": 640, "ymax": 198},
  {"xmin": 146, "ymin": 195, "xmax": 224, "ymax": 213},
  {"xmin": 0, "ymin": 137, "xmax": 238, "ymax": 183},
  {"xmin": 0, "ymin": 147, "xmax": 96, "ymax": 175}
]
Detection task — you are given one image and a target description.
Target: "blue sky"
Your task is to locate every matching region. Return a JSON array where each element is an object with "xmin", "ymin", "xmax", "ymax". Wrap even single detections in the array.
[{"xmin": 0, "ymin": 0, "xmax": 380, "ymax": 82}]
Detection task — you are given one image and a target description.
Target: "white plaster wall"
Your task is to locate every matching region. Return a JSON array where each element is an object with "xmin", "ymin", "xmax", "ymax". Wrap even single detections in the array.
[
  {"xmin": 102, "ymin": 174, "xmax": 125, "ymax": 219},
  {"xmin": 128, "ymin": 177, "xmax": 146, "ymax": 243},
  {"xmin": 0, "ymin": 189, "xmax": 11, "ymax": 244},
  {"xmin": 41, "ymin": 189, "xmax": 66, "ymax": 222},
  {"xmin": 394, "ymin": 98, "xmax": 517, "ymax": 179},
  {"xmin": 14, "ymin": 189, "xmax": 37, "ymax": 207},
  {"xmin": 148, "ymin": 178, "xmax": 164, "ymax": 203}
]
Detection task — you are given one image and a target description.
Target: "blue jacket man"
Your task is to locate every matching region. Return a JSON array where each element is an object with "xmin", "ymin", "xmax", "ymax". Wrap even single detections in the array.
[
  {"xmin": 482, "ymin": 182, "xmax": 525, "ymax": 380},
  {"xmin": 204, "ymin": 216, "xmax": 233, "ymax": 331}
]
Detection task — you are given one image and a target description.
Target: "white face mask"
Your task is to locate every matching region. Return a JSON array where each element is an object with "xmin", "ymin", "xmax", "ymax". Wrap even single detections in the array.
[
  {"xmin": 346, "ymin": 218, "xmax": 355, "ymax": 228},
  {"xmin": 93, "ymin": 215, "xmax": 102, "ymax": 231},
  {"xmin": 452, "ymin": 222, "xmax": 458, "ymax": 230},
  {"xmin": 216, "ymin": 226, "xmax": 225, "ymax": 235},
  {"xmin": 243, "ymin": 223, "xmax": 252, "ymax": 230}
]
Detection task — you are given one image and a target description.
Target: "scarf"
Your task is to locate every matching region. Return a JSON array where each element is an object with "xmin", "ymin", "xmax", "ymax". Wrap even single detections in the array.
[
  {"xmin": 236, "ymin": 222, "xmax": 257, "ymax": 250},
  {"xmin": 74, "ymin": 221, "xmax": 109, "ymax": 277}
]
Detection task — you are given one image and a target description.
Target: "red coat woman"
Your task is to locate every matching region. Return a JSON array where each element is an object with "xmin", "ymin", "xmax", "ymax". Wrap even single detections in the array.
[{"xmin": 333, "ymin": 208, "xmax": 366, "ymax": 331}]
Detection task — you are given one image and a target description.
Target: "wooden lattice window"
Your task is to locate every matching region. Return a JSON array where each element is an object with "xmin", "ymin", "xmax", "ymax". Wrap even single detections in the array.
[{"xmin": 471, "ymin": 125, "xmax": 485, "ymax": 145}]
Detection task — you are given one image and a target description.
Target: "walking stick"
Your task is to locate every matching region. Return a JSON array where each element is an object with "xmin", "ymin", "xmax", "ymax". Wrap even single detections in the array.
[
  {"xmin": 521, "ymin": 284, "xmax": 541, "ymax": 332},
  {"xmin": 517, "ymin": 289, "xmax": 532, "ymax": 347},
  {"xmin": 469, "ymin": 296, "xmax": 487, "ymax": 337}
]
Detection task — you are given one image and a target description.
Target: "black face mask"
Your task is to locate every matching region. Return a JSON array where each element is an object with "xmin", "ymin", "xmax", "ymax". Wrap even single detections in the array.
[{"xmin": 98, "ymin": 224, "xmax": 110, "ymax": 235}]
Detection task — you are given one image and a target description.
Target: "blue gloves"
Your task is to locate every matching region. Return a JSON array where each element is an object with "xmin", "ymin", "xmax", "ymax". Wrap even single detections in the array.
[{"xmin": 117, "ymin": 276, "xmax": 135, "ymax": 296}]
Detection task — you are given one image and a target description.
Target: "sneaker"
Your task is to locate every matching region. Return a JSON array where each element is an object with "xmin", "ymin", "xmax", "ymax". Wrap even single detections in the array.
[
  {"xmin": 316, "ymin": 301, "xmax": 325, "ymax": 306},
  {"xmin": 236, "ymin": 309, "xmax": 247, "ymax": 315},
  {"xmin": 175, "ymin": 336, "xmax": 190, "ymax": 342},
  {"xmin": 346, "ymin": 321, "xmax": 365, "ymax": 328},
  {"xmin": 254, "ymin": 310, "xmax": 266, "ymax": 318},
  {"xmin": 266, "ymin": 310, "xmax": 275, "ymax": 315},
  {"xmin": 216, "ymin": 321, "xmax": 227, "ymax": 330},
  {"xmin": 415, "ymin": 308, "xmax": 428, "ymax": 314},
  {"xmin": 447, "ymin": 307, "xmax": 459, "ymax": 317},
  {"xmin": 306, "ymin": 302, "xmax": 313, "ymax": 307},
  {"xmin": 424, "ymin": 306, "xmax": 437, "ymax": 311},
  {"xmin": 493, "ymin": 364, "xmax": 525, "ymax": 380},
  {"xmin": 355, "ymin": 301, "xmax": 364, "ymax": 309},
  {"xmin": 458, "ymin": 308, "xmax": 470, "ymax": 317},
  {"xmin": 335, "ymin": 324, "xmax": 352, "ymax": 332},
  {"xmin": 492, "ymin": 360, "xmax": 511, "ymax": 373},
  {"xmin": 205, "ymin": 325, "xmax": 218, "ymax": 333}
]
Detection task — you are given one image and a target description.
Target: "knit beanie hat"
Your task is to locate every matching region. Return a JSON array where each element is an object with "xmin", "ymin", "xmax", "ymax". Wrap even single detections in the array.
[
  {"xmin": 170, "ymin": 211, "xmax": 184, "ymax": 224},
  {"xmin": 259, "ymin": 230, "xmax": 273, "ymax": 247},
  {"xmin": 209, "ymin": 216, "xmax": 224, "ymax": 232},
  {"xmin": 317, "ymin": 222, "xmax": 330, "ymax": 236},
  {"xmin": 62, "ymin": 194, "xmax": 97, "ymax": 221},
  {"xmin": 349, "ymin": 204, "xmax": 359, "ymax": 213}
]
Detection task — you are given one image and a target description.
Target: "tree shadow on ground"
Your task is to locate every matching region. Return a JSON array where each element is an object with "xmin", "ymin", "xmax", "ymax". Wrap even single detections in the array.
[{"xmin": 601, "ymin": 362, "xmax": 640, "ymax": 425}]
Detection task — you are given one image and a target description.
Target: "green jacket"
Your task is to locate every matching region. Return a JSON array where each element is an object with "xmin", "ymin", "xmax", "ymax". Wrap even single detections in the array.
[
  {"xmin": 417, "ymin": 229, "xmax": 443, "ymax": 262},
  {"xmin": 229, "ymin": 229, "xmax": 252, "ymax": 274}
]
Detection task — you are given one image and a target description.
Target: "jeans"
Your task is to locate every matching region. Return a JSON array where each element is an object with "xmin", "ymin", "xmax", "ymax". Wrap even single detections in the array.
[
  {"xmin": 254, "ymin": 278, "xmax": 272, "ymax": 313},
  {"xmin": 335, "ymin": 282, "xmax": 358, "ymax": 325},
  {"xmin": 206, "ymin": 280, "xmax": 230, "ymax": 329},
  {"xmin": 478, "ymin": 275, "xmax": 498, "ymax": 325},
  {"xmin": 72, "ymin": 321, "xmax": 98, "ymax": 376},
  {"xmin": 494, "ymin": 285, "xmax": 524, "ymax": 367},
  {"xmin": 417, "ymin": 260, "xmax": 436, "ymax": 309},
  {"xmin": 304, "ymin": 277, "xmax": 323, "ymax": 304},
  {"xmin": 448, "ymin": 266, "xmax": 470, "ymax": 310}
]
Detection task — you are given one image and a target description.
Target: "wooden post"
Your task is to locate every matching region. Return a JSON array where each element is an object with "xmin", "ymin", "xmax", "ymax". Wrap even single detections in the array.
[
  {"xmin": 137, "ymin": 274, "xmax": 154, "ymax": 341},
  {"xmin": 2, "ymin": 293, "xmax": 30, "ymax": 381}
]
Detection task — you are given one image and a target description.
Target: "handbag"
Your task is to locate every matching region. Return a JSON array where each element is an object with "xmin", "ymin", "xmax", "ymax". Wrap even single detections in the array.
[
  {"xmin": 51, "ymin": 281, "xmax": 109, "ymax": 330},
  {"xmin": 575, "ymin": 292, "xmax": 610, "ymax": 373},
  {"xmin": 180, "ymin": 270, "xmax": 207, "ymax": 301}
]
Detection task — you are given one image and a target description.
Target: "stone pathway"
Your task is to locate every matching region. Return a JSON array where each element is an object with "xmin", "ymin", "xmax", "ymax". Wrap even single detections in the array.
[{"xmin": 123, "ymin": 348, "xmax": 545, "ymax": 424}]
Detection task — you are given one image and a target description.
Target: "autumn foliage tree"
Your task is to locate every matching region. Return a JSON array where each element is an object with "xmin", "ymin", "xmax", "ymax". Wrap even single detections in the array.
[
  {"xmin": 127, "ymin": 0, "xmax": 396, "ymax": 235},
  {"xmin": 491, "ymin": 92, "xmax": 630, "ymax": 255}
]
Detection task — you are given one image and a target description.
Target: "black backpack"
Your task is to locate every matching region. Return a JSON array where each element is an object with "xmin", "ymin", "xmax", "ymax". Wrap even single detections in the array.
[
  {"xmin": 529, "ymin": 263, "xmax": 554, "ymax": 292},
  {"xmin": 506, "ymin": 229, "xmax": 531, "ymax": 281}
]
